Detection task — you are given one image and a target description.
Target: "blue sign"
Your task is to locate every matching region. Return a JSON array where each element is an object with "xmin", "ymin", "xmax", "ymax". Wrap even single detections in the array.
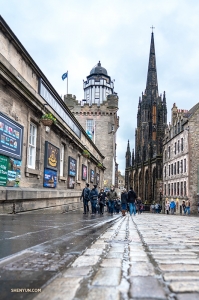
[
  {"xmin": 0, "ymin": 112, "xmax": 23, "ymax": 160},
  {"xmin": 43, "ymin": 168, "xmax": 57, "ymax": 188},
  {"xmin": 68, "ymin": 156, "xmax": 76, "ymax": 177}
]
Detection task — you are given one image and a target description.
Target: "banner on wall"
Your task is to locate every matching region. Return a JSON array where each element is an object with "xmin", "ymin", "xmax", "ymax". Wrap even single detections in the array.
[
  {"xmin": 43, "ymin": 168, "xmax": 57, "ymax": 188},
  {"xmin": 96, "ymin": 173, "xmax": 100, "ymax": 185},
  {"xmin": 44, "ymin": 141, "xmax": 59, "ymax": 171},
  {"xmin": 68, "ymin": 176, "xmax": 75, "ymax": 189},
  {"xmin": 0, "ymin": 112, "xmax": 23, "ymax": 160},
  {"xmin": 68, "ymin": 156, "xmax": 76, "ymax": 177},
  {"xmin": 90, "ymin": 169, "xmax": 94, "ymax": 183},
  {"xmin": 82, "ymin": 164, "xmax": 87, "ymax": 181}
]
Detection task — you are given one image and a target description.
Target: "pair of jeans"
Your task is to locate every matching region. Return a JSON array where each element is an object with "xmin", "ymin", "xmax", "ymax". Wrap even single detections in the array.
[
  {"xmin": 91, "ymin": 200, "xmax": 97, "ymax": 214},
  {"xmin": 129, "ymin": 203, "xmax": 136, "ymax": 215},
  {"xmin": 185, "ymin": 207, "xmax": 190, "ymax": 215},
  {"xmin": 83, "ymin": 199, "xmax": 89, "ymax": 213},
  {"xmin": 109, "ymin": 200, "xmax": 115, "ymax": 214}
]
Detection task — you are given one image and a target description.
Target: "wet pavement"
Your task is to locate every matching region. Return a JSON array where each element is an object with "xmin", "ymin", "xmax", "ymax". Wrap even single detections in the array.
[
  {"xmin": 0, "ymin": 209, "xmax": 121, "ymax": 300},
  {"xmin": 33, "ymin": 213, "xmax": 199, "ymax": 300}
]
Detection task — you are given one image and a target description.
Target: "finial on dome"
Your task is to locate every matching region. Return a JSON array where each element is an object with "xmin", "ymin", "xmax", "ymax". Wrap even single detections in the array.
[{"xmin": 98, "ymin": 61, "xmax": 101, "ymax": 66}]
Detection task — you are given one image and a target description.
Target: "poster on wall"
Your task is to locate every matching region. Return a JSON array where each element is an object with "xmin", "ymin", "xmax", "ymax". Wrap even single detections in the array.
[
  {"xmin": 68, "ymin": 176, "xmax": 75, "ymax": 189},
  {"xmin": 44, "ymin": 141, "xmax": 59, "ymax": 171},
  {"xmin": 7, "ymin": 157, "xmax": 21, "ymax": 187},
  {"xmin": 0, "ymin": 112, "xmax": 23, "ymax": 160},
  {"xmin": 90, "ymin": 169, "xmax": 94, "ymax": 183},
  {"xmin": 82, "ymin": 164, "xmax": 87, "ymax": 181},
  {"xmin": 43, "ymin": 168, "xmax": 57, "ymax": 188},
  {"xmin": 0, "ymin": 154, "xmax": 8, "ymax": 186},
  {"xmin": 68, "ymin": 156, "xmax": 76, "ymax": 177},
  {"xmin": 96, "ymin": 173, "xmax": 100, "ymax": 185}
]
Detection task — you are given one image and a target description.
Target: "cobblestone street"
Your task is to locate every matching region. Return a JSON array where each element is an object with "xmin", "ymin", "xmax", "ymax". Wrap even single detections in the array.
[{"xmin": 34, "ymin": 213, "xmax": 199, "ymax": 300}]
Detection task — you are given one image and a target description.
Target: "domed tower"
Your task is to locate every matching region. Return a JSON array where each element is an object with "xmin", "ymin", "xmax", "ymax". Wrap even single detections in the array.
[
  {"xmin": 64, "ymin": 61, "xmax": 119, "ymax": 189},
  {"xmin": 83, "ymin": 61, "xmax": 115, "ymax": 105}
]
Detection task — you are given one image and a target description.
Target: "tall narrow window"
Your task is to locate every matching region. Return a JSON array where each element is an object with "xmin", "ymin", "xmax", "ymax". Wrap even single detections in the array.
[
  {"xmin": 174, "ymin": 163, "xmax": 176, "ymax": 175},
  {"xmin": 184, "ymin": 159, "xmax": 186, "ymax": 172},
  {"xmin": 164, "ymin": 184, "xmax": 166, "ymax": 195},
  {"xmin": 171, "ymin": 183, "xmax": 173, "ymax": 195},
  {"xmin": 184, "ymin": 181, "xmax": 187, "ymax": 196},
  {"xmin": 168, "ymin": 184, "xmax": 170, "ymax": 196},
  {"xmin": 174, "ymin": 182, "xmax": 176, "ymax": 195},
  {"xmin": 178, "ymin": 140, "xmax": 180, "ymax": 153},
  {"xmin": 177, "ymin": 182, "xmax": 179, "ymax": 195},
  {"xmin": 164, "ymin": 166, "xmax": 166, "ymax": 178},
  {"xmin": 171, "ymin": 164, "xmax": 173, "ymax": 175},
  {"xmin": 169, "ymin": 165, "xmax": 170, "ymax": 176},
  {"xmin": 181, "ymin": 138, "xmax": 183, "ymax": 151},
  {"xmin": 177, "ymin": 161, "xmax": 179, "ymax": 174},
  {"xmin": 174, "ymin": 142, "xmax": 177, "ymax": 155},
  {"xmin": 181, "ymin": 182, "xmax": 183, "ymax": 196},
  {"xmin": 165, "ymin": 150, "xmax": 167, "ymax": 161},
  {"xmin": 86, "ymin": 119, "xmax": 95, "ymax": 142},
  {"xmin": 181, "ymin": 160, "xmax": 183, "ymax": 173},
  {"xmin": 28, "ymin": 123, "xmax": 37, "ymax": 169},
  {"xmin": 168, "ymin": 146, "xmax": 170, "ymax": 159},
  {"xmin": 60, "ymin": 144, "xmax": 64, "ymax": 177}
]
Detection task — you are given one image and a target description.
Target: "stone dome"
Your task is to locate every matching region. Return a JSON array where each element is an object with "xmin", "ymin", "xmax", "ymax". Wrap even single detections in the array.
[{"xmin": 90, "ymin": 61, "xmax": 108, "ymax": 75}]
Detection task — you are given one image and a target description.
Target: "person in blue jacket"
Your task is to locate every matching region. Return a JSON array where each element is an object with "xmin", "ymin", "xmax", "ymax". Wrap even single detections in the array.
[
  {"xmin": 170, "ymin": 199, "xmax": 176, "ymax": 215},
  {"xmin": 89, "ymin": 185, "xmax": 99, "ymax": 215}
]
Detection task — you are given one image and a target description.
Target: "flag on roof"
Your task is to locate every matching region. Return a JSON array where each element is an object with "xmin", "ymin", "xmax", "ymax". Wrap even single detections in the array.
[{"xmin": 62, "ymin": 72, "xmax": 68, "ymax": 80}]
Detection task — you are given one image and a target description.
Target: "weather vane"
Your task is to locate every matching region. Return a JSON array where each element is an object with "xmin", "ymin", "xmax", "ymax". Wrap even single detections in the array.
[{"xmin": 150, "ymin": 25, "xmax": 155, "ymax": 33}]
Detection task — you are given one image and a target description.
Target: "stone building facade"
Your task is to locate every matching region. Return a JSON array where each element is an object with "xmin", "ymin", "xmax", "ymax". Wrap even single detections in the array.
[
  {"xmin": 163, "ymin": 102, "xmax": 199, "ymax": 214},
  {"xmin": 0, "ymin": 16, "xmax": 105, "ymax": 213},
  {"xmin": 64, "ymin": 62, "xmax": 119, "ymax": 189},
  {"xmin": 118, "ymin": 171, "xmax": 125, "ymax": 191},
  {"xmin": 125, "ymin": 32, "xmax": 167, "ymax": 203}
]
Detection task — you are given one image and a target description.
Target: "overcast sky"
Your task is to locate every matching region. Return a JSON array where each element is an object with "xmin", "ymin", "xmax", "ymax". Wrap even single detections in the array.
[{"xmin": 1, "ymin": 0, "xmax": 199, "ymax": 175}]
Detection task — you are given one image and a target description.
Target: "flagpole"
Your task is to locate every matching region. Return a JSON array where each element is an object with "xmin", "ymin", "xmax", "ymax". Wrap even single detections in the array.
[{"xmin": 67, "ymin": 71, "xmax": 68, "ymax": 95}]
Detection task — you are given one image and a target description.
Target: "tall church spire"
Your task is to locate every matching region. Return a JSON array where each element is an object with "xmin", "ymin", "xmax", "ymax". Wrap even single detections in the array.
[
  {"xmin": 125, "ymin": 140, "xmax": 131, "ymax": 168},
  {"xmin": 146, "ymin": 32, "xmax": 158, "ymax": 97}
]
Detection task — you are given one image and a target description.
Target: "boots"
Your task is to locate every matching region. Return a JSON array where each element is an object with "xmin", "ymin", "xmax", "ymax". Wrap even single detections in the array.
[{"xmin": 122, "ymin": 210, "xmax": 126, "ymax": 216}]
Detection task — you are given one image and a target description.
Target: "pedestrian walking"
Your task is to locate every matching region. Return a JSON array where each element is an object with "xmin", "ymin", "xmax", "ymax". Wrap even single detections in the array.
[
  {"xmin": 151, "ymin": 203, "xmax": 155, "ymax": 213},
  {"xmin": 106, "ymin": 186, "xmax": 117, "ymax": 216},
  {"xmin": 165, "ymin": 201, "xmax": 170, "ymax": 215},
  {"xmin": 185, "ymin": 199, "xmax": 191, "ymax": 215},
  {"xmin": 121, "ymin": 189, "xmax": 128, "ymax": 216},
  {"xmin": 182, "ymin": 200, "xmax": 186, "ymax": 215},
  {"xmin": 136, "ymin": 197, "xmax": 142, "ymax": 214},
  {"xmin": 115, "ymin": 198, "xmax": 121, "ymax": 214},
  {"xmin": 89, "ymin": 185, "xmax": 98, "ymax": 215},
  {"xmin": 155, "ymin": 203, "xmax": 159, "ymax": 213},
  {"xmin": 98, "ymin": 188, "xmax": 106, "ymax": 215},
  {"xmin": 80, "ymin": 183, "xmax": 90, "ymax": 214},
  {"xmin": 170, "ymin": 199, "xmax": 176, "ymax": 215},
  {"xmin": 127, "ymin": 187, "xmax": 137, "ymax": 216}
]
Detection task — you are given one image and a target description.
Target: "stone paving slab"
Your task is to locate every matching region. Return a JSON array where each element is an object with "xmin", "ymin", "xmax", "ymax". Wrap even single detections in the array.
[
  {"xmin": 100, "ymin": 258, "xmax": 122, "ymax": 268},
  {"xmin": 86, "ymin": 287, "xmax": 120, "ymax": 300},
  {"xmin": 169, "ymin": 281, "xmax": 199, "ymax": 292},
  {"xmin": 129, "ymin": 276, "xmax": 167, "ymax": 299},
  {"xmin": 63, "ymin": 266, "xmax": 92, "ymax": 277},
  {"xmin": 176, "ymin": 293, "xmax": 199, "ymax": 300},
  {"xmin": 129, "ymin": 262, "xmax": 155, "ymax": 276},
  {"xmin": 71, "ymin": 255, "xmax": 100, "ymax": 267},
  {"xmin": 163, "ymin": 271, "xmax": 199, "ymax": 281},
  {"xmin": 92, "ymin": 267, "xmax": 121, "ymax": 286}
]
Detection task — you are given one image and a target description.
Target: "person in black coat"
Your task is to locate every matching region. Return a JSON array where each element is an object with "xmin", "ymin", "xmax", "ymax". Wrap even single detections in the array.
[
  {"xmin": 127, "ymin": 187, "xmax": 137, "ymax": 216},
  {"xmin": 98, "ymin": 188, "xmax": 106, "ymax": 214},
  {"xmin": 121, "ymin": 189, "xmax": 128, "ymax": 216}
]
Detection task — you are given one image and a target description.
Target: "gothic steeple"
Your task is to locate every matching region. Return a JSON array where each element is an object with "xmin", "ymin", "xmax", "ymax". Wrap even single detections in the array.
[
  {"xmin": 146, "ymin": 32, "xmax": 158, "ymax": 97},
  {"xmin": 125, "ymin": 140, "xmax": 131, "ymax": 168}
]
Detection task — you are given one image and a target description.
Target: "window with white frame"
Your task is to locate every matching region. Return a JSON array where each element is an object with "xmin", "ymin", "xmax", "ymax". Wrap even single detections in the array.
[
  {"xmin": 60, "ymin": 144, "xmax": 64, "ymax": 177},
  {"xmin": 28, "ymin": 122, "xmax": 37, "ymax": 169},
  {"xmin": 86, "ymin": 119, "xmax": 95, "ymax": 142}
]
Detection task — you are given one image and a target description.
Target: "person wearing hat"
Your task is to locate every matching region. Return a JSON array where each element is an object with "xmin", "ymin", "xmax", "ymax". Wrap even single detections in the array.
[
  {"xmin": 121, "ymin": 188, "xmax": 128, "ymax": 216},
  {"xmin": 89, "ymin": 184, "xmax": 99, "ymax": 215},
  {"xmin": 98, "ymin": 188, "xmax": 106, "ymax": 215}
]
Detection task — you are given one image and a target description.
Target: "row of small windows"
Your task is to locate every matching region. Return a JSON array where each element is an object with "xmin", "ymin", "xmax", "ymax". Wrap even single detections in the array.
[
  {"xmin": 164, "ymin": 181, "xmax": 187, "ymax": 196},
  {"xmin": 164, "ymin": 159, "xmax": 186, "ymax": 177},
  {"xmin": 165, "ymin": 138, "xmax": 184, "ymax": 160}
]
